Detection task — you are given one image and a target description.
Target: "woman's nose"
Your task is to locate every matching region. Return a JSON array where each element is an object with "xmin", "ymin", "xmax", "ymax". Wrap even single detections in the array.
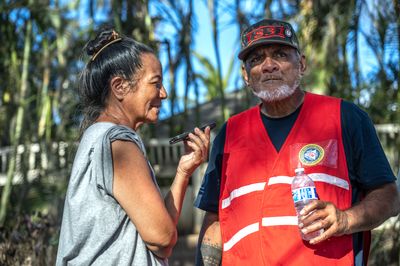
[{"xmin": 160, "ymin": 85, "xmax": 168, "ymax": 99}]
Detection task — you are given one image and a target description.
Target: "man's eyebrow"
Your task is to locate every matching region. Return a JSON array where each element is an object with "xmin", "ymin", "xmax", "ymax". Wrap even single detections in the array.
[
  {"xmin": 275, "ymin": 46, "xmax": 294, "ymax": 53},
  {"xmin": 246, "ymin": 51, "xmax": 261, "ymax": 60},
  {"xmin": 272, "ymin": 47, "xmax": 287, "ymax": 52},
  {"xmin": 252, "ymin": 50, "xmax": 263, "ymax": 55}
]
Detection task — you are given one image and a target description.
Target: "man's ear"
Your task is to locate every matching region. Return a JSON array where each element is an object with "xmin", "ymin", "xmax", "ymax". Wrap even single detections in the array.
[
  {"xmin": 241, "ymin": 64, "xmax": 249, "ymax": 86},
  {"xmin": 299, "ymin": 54, "xmax": 307, "ymax": 75},
  {"xmin": 110, "ymin": 76, "xmax": 128, "ymax": 100}
]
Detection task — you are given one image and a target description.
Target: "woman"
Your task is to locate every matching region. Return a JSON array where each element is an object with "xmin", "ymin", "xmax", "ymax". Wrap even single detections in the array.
[{"xmin": 56, "ymin": 29, "xmax": 210, "ymax": 265}]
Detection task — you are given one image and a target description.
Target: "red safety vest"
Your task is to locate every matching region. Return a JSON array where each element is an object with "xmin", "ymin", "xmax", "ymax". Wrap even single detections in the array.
[{"xmin": 219, "ymin": 92, "xmax": 355, "ymax": 265}]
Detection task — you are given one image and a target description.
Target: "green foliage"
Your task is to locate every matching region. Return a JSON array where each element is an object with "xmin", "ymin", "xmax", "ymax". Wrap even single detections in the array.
[{"xmin": 193, "ymin": 51, "xmax": 235, "ymax": 101}]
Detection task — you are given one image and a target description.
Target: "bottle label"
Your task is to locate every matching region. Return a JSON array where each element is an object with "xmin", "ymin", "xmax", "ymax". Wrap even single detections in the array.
[{"xmin": 292, "ymin": 187, "xmax": 318, "ymax": 203}]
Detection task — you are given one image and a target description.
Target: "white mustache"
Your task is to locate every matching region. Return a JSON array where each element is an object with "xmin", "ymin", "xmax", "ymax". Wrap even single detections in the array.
[{"xmin": 261, "ymin": 75, "xmax": 282, "ymax": 81}]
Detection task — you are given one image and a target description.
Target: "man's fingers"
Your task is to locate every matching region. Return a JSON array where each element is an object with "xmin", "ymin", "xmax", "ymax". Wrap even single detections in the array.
[
  {"xmin": 300, "ymin": 200, "xmax": 326, "ymax": 216},
  {"xmin": 299, "ymin": 209, "xmax": 328, "ymax": 228},
  {"xmin": 309, "ymin": 225, "xmax": 335, "ymax": 245},
  {"xmin": 300, "ymin": 201, "xmax": 350, "ymax": 245}
]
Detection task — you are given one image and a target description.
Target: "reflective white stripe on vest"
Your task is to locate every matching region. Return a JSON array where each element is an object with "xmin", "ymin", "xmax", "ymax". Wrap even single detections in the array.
[
  {"xmin": 223, "ymin": 217, "xmax": 299, "ymax": 251},
  {"xmin": 262, "ymin": 216, "xmax": 298, "ymax": 226},
  {"xmin": 268, "ymin": 173, "xmax": 349, "ymax": 190},
  {"xmin": 221, "ymin": 182, "xmax": 266, "ymax": 209},
  {"xmin": 223, "ymin": 222, "xmax": 259, "ymax": 251}
]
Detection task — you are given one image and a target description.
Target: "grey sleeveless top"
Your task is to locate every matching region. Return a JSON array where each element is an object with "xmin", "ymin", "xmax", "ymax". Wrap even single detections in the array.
[{"xmin": 56, "ymin": 122, "xmax": 168, "ymax": 266}]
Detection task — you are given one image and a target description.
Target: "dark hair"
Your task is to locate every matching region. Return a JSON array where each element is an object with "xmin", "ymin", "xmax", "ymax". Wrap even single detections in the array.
[{"xmin": 79, "ymin": 28, "xmax": 154, "ymax": 133}]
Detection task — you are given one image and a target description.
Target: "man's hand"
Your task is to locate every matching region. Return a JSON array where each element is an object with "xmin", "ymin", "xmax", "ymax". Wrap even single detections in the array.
[
  {"xmin": 298, "ymin": 200, "xmax": 349, "ymax": 245},
  {"xmin": 298, "ymin": 183, "xmax": 400, "ymax": 245}
]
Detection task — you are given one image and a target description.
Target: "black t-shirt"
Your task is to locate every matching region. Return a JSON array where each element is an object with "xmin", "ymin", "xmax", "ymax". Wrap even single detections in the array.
[{"xmin": 194, "ymin": 100, "xmax": 396, "ymax": 266}]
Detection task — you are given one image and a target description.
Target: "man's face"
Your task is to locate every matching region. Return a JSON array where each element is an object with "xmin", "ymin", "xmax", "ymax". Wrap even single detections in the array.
[{"xmin": 242, "ymin": 44, "xmax": 306, "ymax": 102}]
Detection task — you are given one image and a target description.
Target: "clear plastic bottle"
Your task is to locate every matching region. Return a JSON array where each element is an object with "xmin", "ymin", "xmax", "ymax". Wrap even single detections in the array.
[{"xmin": 291, "ymin": 167, "xmax": 323, "ymax": 241}]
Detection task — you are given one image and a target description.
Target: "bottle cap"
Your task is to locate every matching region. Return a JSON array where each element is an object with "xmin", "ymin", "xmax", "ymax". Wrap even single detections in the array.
[{"xmin": 295, "ymin": 167, "xmax": 305, "ymax": 173}]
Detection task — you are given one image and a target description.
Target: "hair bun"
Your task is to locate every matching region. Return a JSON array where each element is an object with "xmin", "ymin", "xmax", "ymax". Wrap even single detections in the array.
[{"xmin": 84, "ymin": 28, "xmax": 121, "ymax": 56}]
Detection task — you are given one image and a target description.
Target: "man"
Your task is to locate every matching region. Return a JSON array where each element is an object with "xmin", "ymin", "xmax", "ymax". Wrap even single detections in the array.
[{"xmin": 194, "ymin": 19, "xmax": 400, "ymax": 266}]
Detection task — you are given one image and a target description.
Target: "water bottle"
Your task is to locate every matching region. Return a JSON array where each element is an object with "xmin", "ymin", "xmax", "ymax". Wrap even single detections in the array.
[{"xmin": 291, "ymin": 167, "xmax": 323, "ymax": 241}]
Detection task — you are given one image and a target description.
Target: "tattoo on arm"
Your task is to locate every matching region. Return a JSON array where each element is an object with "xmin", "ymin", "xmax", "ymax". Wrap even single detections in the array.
[
  {"xmin": 200, "ymin": 240, "xmax": 222, "ymax": 266},
  {"xmin": 196, "ymin": 212, "xmax": 222, "ymax": 266}
]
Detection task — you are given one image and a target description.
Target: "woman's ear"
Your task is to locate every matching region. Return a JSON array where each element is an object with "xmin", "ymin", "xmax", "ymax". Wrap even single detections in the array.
[{"xmin": 110, "ymin": 76, "xmax": 128, "ymax": 100}]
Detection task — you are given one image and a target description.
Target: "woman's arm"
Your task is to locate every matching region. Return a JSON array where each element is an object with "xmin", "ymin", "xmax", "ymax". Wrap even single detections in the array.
[
  {"xmin": 112, "ymin": 140, "xmax": 177, "ymax": 258},
  {"xmin": 112, "ymin": 127, "xmax": 210, "ymax": 258}
]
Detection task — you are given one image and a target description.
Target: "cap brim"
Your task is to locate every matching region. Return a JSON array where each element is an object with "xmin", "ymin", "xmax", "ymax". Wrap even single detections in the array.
[{"xmin": 238, "ymin": 40, "xmax": 299, "ymax": 60}]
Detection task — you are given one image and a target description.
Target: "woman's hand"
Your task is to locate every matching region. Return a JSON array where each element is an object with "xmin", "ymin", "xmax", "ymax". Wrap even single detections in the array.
[
  {"xmin": 176, "ymin": 126, "xmax": 211, "ymax": 177},
  {"xmin": 164, "ymin": 126, "xmax": 211, "ymax": 229}
]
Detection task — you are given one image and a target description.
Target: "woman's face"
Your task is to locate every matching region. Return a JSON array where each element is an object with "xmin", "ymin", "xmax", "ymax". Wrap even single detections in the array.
[{"xmin": 127, "ymin": 53, "xmax": 167, "ymax": 127}]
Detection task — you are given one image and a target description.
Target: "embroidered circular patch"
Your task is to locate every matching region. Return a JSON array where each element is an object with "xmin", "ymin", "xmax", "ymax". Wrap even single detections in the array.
[
  {"xmin": 285, "ymin": 28, "xmax": 292, "ymax": 37},
  {"xmin": 299, "ymin": 144, "xmax": 325, "ymax": 166}
]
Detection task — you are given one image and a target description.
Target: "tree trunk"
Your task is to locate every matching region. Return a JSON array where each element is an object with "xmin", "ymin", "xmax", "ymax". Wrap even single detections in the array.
[
  {"xmin": 183, "ymin": 0, "xmax": 194, "ymax": 127},
  {"xmin": 208, "ymin": 0, "xmax": 226, "ymax": 121},
  {"xmin": 53, "ymin": 0, "xmax": 68, "ymax": 141},
  {"xmin": 393, "ymin": 0, "xmax": 400, "ymax": 116},
  {"xmin": 0, "ymin": 19, "xmax": 32, "ymax": 226},
  {"xmin": 165, "ymin": 40, "xmax": 178, "ymax": 136},
  {"xmin": 264, "ymin": 0, "xmax": 273, "ymax": 18},
  {"xmin": 353, "ymin": 1, "xmax": 362, "ymax": 104},
  {"xmin": 37, "ymin": 37, "xmax": 52, "ymax": 182}
]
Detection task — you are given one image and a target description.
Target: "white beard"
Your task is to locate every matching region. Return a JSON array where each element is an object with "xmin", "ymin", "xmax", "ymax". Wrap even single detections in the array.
[{"xmin": 252, "ymin": 76, "xmax": 301, "ymax": 102}]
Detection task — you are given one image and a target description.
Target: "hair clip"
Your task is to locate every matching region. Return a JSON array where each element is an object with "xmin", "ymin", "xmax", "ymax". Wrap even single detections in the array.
[{"xmin": 91, "ymin": 30, "xmax": 122, "ymax": 61}]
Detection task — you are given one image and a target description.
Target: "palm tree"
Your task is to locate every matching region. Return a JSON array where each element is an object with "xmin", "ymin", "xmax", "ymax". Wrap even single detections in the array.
[{"xmin": 193, "ymin": 52, "xmax": 235, "ymax": 97}]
